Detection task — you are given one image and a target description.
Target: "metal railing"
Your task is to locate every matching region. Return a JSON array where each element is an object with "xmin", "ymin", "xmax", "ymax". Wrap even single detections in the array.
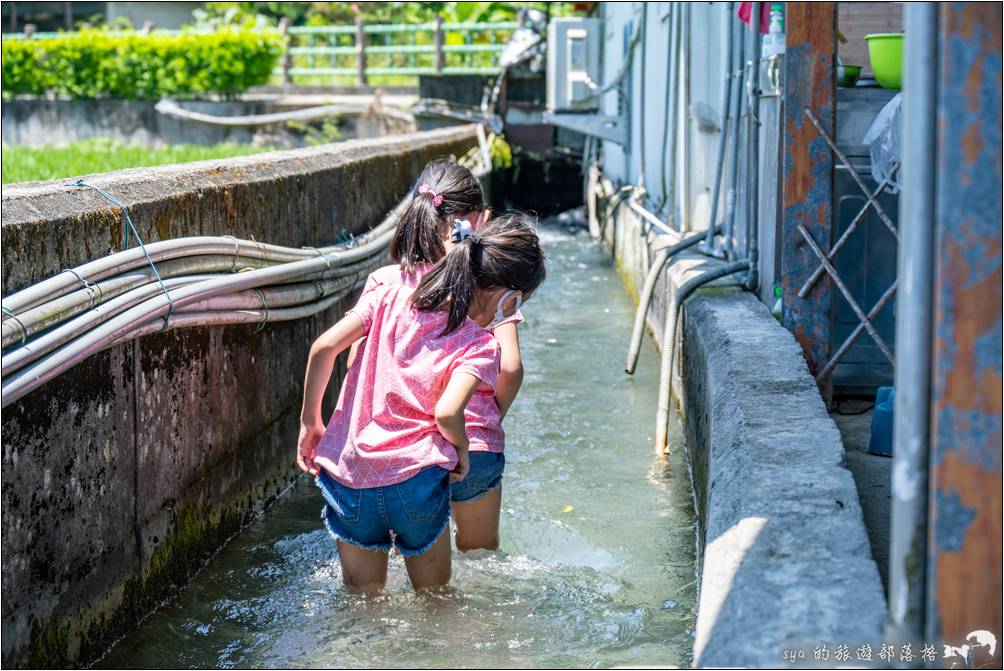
[
  {"xmin": 279, "ymin": 18, "xmax": 517, "ymax": 84},
  {"xmin": 2, "ymin": 19, "xmax": 519, "ymax": 85}
]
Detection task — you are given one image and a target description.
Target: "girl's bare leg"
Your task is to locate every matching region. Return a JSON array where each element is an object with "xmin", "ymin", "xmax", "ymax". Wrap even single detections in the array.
[
  {"xmin": 403, "ymin": 528, "xmax": 452, "ymax": 590},
  {"xmin": 451, "ymin": 486, "xmax": 502, "ymax": 552},
  {"xmin": 337, "ymin": 540, "xmax": 388, "ymax": 594}
]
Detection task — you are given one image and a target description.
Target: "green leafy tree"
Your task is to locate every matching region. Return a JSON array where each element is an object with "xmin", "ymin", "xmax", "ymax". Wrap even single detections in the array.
[{"xmin": 196, "ymin": 2, "xmax": 586, "ymax": 27}]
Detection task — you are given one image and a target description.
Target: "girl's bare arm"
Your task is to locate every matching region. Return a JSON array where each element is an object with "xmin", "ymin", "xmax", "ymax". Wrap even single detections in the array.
[
  {"xmin": 493, "ymin": 322, "xmax": 523, "ymax": 419},
  {"xmin": 435, "ymin": 371, "xmax": 482, "ymax": 482},
  {"xmin": 297, "ymin": 314, "xmax": 366, "ymax": 474}
]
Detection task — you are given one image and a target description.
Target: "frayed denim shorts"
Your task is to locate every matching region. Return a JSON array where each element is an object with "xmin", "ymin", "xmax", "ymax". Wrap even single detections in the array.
[
  {"xmin": 450, "ymin": 451, "xmax": 505, "ymax": 503},
  {"xmin": 315, "ymin": 466, "xmax": 450, "ymax": 557}
]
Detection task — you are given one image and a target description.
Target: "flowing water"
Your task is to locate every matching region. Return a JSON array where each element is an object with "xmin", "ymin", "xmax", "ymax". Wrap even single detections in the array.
[{"xmin": 97, "ymin": 222, "xmax": 698, "ymax": 669}]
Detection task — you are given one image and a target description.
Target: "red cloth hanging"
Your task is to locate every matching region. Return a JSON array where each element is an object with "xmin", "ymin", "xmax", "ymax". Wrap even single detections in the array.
[{"xmin": 737, "ymin": 2, "xmax": 771, "ymax": 34}]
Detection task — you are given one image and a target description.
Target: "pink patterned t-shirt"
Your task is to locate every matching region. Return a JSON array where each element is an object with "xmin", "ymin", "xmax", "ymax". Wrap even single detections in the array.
[
  {"xmin": 356, "ymin": 264, "xmax": 523, "ymax": 454},
  {"xmin": 313, "ymin": 266, "xmax": 501, "ymax": 488}
]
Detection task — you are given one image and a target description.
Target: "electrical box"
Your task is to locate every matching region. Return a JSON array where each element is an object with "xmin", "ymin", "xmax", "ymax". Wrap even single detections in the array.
[{"xmin": 546, "ymin": 18, "xmax": 602, "ymax": 112}]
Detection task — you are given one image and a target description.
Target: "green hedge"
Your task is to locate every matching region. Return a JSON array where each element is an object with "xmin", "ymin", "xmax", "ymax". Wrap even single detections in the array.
[{"xmin": 2, "ymin": 29, "xmax": 282, "ymax": 100}]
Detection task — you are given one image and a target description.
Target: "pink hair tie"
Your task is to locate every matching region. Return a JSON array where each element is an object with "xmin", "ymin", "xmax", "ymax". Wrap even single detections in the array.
[{"xmin": 417, "ymin": 184, "xmax": 443, "ymax": 207}]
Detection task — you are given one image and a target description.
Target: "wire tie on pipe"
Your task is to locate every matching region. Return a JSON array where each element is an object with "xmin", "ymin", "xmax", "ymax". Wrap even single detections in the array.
[
  {"xmin": 69, "ymin": 180, "xmax": 175, "ymax": 332},
  {"xmin": 1, "ymin": 306, "xmax": 28, "ymax": 346},
  {"xmin": 307, "ymin": 246, "xmax": 332, "ymax": 271},
  {"xmin": 253, "ymin": 288, "xmax": 269, "ymax": 333},
  {"xmin": 221, "ymin": 235, "xmax": 241, "ymax": 272},
  {"xmin": 249, "ymin": 234, "xmax": 267, "ymax": 262},
  {"xmin": 59, "ymin": 268, "xmax": 104, "ymax": 309}
]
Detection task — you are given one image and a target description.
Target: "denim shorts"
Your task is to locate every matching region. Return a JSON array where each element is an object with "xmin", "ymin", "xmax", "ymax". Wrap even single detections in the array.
[
  {"xmin": 450, "ymin": 451, "xmax": 505, "ymax": 503},
  {"xmin": 315, "ymin": 466, "xmax": 451, "ymax": 557}
]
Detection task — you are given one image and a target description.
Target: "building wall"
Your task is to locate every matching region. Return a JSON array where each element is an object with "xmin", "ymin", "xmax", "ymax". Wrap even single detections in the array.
[{"xmin": 598, "ymin": 2, "xmax": 730, "ymax": 234}]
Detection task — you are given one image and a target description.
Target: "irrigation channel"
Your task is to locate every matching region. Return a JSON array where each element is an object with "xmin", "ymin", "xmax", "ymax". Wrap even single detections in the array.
[{"xmin": 96, "ymin": 220, "xmax": 699, "ymax": 668}]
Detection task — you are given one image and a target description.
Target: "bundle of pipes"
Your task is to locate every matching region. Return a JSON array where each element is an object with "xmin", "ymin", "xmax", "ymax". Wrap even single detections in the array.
[
  {"xmin": 614, "ymin": 2, "xmax": 763, "ymax": 453},
  {"xmin": 2, "ymin": 151, "xmax": 491, "ymax": 409}
]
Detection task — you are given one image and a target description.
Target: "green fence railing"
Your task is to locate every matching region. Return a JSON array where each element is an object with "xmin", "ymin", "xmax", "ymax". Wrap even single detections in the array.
[
  {"xmin": 2, "ymin": 19, "xmax": 520, "ymax": 85},
  {"xmin": 279, "ymin": 19, "xmax": 519, "ymax": 83}
]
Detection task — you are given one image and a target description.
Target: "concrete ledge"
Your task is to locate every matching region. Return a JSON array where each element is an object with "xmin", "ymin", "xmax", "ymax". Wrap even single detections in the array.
[
  {"xmin": 672, "ymin": 269, "xmax": 887, "ymax": 667},
  {"xmin": 1, "ymin": 126, "xmax": 477, "ymax": 668},
  {"xmin": 592, "ymin": 193, "xmax": 887, "ymax": 667}
]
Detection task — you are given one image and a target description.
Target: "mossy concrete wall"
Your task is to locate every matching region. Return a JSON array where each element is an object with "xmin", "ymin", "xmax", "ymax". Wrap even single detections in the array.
[
  {"xmin": 0, "ymin": 126, "xmax": 477, "ymax": 668},
  {"xmin": 590, "ymin": 184, "xmax": 887, "ymax": 667}
]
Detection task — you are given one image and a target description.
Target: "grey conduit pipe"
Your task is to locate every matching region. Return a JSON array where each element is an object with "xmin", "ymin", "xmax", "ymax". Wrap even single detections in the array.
[
  {"xmin": 703, "ymin": 2, "xmax": 736, "ymax": 253},
  {"xmin": 3, "ymin": 237, "xmax": 313, "ymax": 316},
  {"xmin": 3, "ymin": 269, "xmax": 370, "ymax": 374},
  {"xmin": 665, "ymin": 6, "xmax": 682, "ymax": 217},
  {"xmin": 723, "ymin": 18, "xmax": 745, "ymax": 260},
  {"xmin": 175, "ymin": 276, "xmax": 358, "ymax": 313},
  {"xmin": 888, "ymin": 2, "xmax": 938, "ymax": 643},
  {"xmin": 113, "ymin": 292, "xmax": 348, "ymax": 351},
  {"xmin": 678, "ymin": 2, "xmax": 691, "ymax": 232},
  {"xmin": 637, "ymin": 2, "xmax": 648, "ymax": 191},
  {"xmin": 744, "ymin": 2, "xmax": 761, "ymax": 292},
  {"xmin": 658, "ymin": 2, "xmax": 678, "ymax": 211},
  {"xmin": 3, "ymin": 274, "xmax": 217, "ymax": 374},
  {"xmin": 1, "ymin": 255, "xmax": 278, "ymax": 347},
  {"xmin": 1, "ymin": 196, "xmax": 406, "ymax": 317},
  {"xmin": 655, "ymin": 260, "xmax": 750, "ymax": 452},
  {"xmin": 0, "ymin": 200, "xmax": 405, "ymax": 349},
  {"xmin": 1, "ymin": 217, "xmax": 399, "ymax": 406},
  {"xmin": 624, "ymin": 227, "xmax": 721, "ymax": 374}
]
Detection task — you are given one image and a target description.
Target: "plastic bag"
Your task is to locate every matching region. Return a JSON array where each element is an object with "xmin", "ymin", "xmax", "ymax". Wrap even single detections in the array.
[{"xmin": 862, "ymin": 93, "xmax": 903, "ymax": 194}]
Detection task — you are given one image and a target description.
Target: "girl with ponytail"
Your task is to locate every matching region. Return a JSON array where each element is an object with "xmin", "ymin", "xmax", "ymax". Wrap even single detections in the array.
[
  {"xmin": 297, "ymin": 214, "xmax": 545, "ymax": 592},
  {"xmin": 350, "ymin": 160, "xmax": 534, "ymax": 553}
]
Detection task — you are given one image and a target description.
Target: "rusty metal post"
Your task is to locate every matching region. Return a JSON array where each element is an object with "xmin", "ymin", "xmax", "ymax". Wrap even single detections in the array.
[
  {"xmin": 780, "ymin": 2, "xmax": 836, "ymax": 399},
  {"xmin": 434, "ymin": 15, "xmax": 445, "ymax": 74},
  {"xmin": 926, "ymin": 1, "xmax": 1003, "ymax": 652},
  {"xmin": 355, "ymin": 15, "xmax": 368, "ymax": 86},
  {"xmin": 279, "ymin": 17, "xmax": 292, "ymax": 86},
  {"xmin": 888, "ymin": 3, "xmax": 938, "ymax": 647},
  {"xmin": 8, "ymin": 1, "xmax": 16, "ymax": 33}
]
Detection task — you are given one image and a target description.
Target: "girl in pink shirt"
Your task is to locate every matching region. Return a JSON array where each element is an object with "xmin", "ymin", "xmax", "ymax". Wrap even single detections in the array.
[
  {"xmin": 297, "ymin": 217, "xmax": 545, "ymax": 593},
  {"xmin": 356, "ymin": 160, "xmax": 526, "ymax": 554}
]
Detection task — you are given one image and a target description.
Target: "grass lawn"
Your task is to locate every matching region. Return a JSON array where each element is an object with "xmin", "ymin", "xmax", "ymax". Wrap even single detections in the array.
[{"xmin": 1, "ymin": 139, "xmax": 277, "ymax": 184}]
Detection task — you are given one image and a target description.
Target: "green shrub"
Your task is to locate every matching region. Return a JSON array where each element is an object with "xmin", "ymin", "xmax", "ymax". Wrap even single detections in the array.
[{"xmin": 1, "ymin": 28, "xmax": 282, "ymax": 100}]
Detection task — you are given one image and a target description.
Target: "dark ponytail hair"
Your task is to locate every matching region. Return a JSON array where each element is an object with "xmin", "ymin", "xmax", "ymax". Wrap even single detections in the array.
[
  {"xmin": 412, "ymin": 212, "xmax": 546, "ymax": 335},
  {"xmin": 391, "ymin": 159, "xmax": 485, "ymax": 271}
]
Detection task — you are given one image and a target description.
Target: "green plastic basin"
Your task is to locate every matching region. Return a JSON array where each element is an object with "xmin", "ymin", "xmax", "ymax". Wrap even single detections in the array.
[{"xmin": 865, "ymin": 33, "xmax": 903, "ymax": 89}]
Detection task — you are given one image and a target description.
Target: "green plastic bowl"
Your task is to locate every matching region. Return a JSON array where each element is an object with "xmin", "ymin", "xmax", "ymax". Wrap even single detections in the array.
[{"xmin": 865, "ymin": 33, "xmax": 903, "ymax": 89}]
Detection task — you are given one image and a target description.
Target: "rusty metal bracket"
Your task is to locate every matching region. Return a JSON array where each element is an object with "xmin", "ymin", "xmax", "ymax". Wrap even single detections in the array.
[
  {"xmin": 798, "ymin": 223, "xmax": 896, "ymax": 380},
  {"xmin": 799, "ymin": 162, "xmax": 900, "ymax": 298},
  {"xmin": 804, "ymin": 109, "xmax": 899, "ymax": 238},
  {"xmin": 795, "ymin": 107, "xmax": 900, "ymax": 382}
]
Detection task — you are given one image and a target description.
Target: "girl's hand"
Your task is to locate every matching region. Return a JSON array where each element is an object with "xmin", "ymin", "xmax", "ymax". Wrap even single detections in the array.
[
  {"xmin": 297, "ymin": 421, "xmax": 324, "ymax": 475},
  {"xmin": 450, "ymin": 447, "xmax": 470, "ymax": 484}
]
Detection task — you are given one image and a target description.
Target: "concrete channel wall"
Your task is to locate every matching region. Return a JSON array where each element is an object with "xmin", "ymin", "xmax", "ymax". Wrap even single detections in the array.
[
  {"xmin": 0, "ymin": 126, "xmax": 477, "ymax": 668},
  {"xmin": 591, "ymin": 188, "xmax": 888, "ymax": 667}
]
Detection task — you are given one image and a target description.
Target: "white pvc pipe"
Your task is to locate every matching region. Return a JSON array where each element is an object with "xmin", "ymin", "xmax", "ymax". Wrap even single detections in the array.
[
  {"xmin": 1, "ymin": 255, "xmax": 278, "ymax": 347},
  {"xmin": 1, "ymin": 213, "xmax": 401, "ymax": 405}
]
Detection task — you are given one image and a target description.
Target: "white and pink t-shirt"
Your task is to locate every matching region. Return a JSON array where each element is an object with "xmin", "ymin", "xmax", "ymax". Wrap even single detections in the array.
[{"xmin": 313, "ymin": 265, "xmax": 501, "ymax": 488}]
